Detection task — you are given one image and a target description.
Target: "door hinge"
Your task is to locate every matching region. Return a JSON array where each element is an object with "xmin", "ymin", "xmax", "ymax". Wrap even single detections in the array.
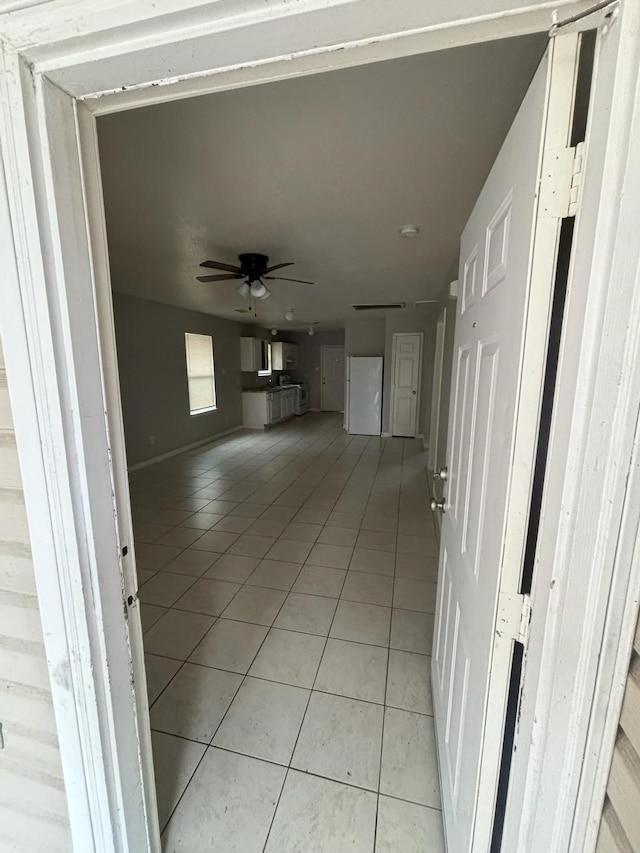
[
  {"xmin": 549, "ymin": 0, "xmax": 619, "ymax": 37},
  {"xmin": 539, "ymin": 141, "xmax": 585, "ymax": 219},
  {"xmin": 124, "ymin": 591, "xmax": 138, "ymax": 613},
  {"xmin": 518, "ymin": 593, "xmax": 532, "ymax": 646},
  {"xmin": 497, "ymin": 592, "xmax": 532, "ymax": 646}
]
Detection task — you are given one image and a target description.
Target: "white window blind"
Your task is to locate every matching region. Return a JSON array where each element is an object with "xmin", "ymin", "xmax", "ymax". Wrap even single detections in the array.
[{"xmin": 185, "ymin": 332, "xmax": 217, "ymax": 414}]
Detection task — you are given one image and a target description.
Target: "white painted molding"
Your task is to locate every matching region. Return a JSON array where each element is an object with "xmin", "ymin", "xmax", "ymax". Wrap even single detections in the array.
[
  {"xmin": 128, "ymin": 426, "xmax": 244, "ymax": 471},
  {"xmin": 381, "ymin": 431, "xmax": 392, "ymax": 438},
  {"xmin": 0, "ymin": 2, "xmax": 638, "ymax": 852}
]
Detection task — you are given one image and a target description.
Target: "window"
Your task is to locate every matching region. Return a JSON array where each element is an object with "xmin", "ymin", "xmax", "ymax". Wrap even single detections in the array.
[
  {"xmin": 185, "ymin": 333, "xmax": 217, "ymax": 414},
  {"xmin": 258, "ymin": 340, "xmax": 272, "ymax": 376}
]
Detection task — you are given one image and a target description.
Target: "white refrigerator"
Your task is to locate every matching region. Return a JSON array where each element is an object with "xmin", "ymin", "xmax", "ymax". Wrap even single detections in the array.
[{"xmin": 346, "ymin": 357, "xmax": 383, "ymax": 435}]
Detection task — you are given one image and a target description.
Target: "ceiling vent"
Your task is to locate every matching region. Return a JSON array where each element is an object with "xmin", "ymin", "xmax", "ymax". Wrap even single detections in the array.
[{"xmin": 351, "ymin": 302, "xmax": 405, "ymax": 311}]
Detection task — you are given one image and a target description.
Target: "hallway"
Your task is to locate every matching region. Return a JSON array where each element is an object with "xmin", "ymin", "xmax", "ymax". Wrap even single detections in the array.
[{"xmin": 131, "ymin": 414, "xmax": 443, "ymax": 851}]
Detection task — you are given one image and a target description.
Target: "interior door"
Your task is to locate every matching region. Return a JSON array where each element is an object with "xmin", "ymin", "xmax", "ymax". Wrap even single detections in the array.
[
  {"xmin": 431, "ymin": 36, "xmax": 579, "ymax": 852},
  {"xmin": 391, "ymin": 332, "xmax": 423, "ymax": 437},
  {"xmin": 321, "ymin": 346, "xmax": 345, "ymax": 411}
]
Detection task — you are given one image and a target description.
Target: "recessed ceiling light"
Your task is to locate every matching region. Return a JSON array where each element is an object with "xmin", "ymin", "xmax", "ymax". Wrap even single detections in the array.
[
  {"xmin": 271, "ymin": 328, "xmax": 278, "ymax": 336},
  {"xmin": 399, "ymin": 225, "xmax": 419, "ymax": 239},
  {"xmin": 285, "ymin": 310, "xmax": 294, "ymax": 322}
]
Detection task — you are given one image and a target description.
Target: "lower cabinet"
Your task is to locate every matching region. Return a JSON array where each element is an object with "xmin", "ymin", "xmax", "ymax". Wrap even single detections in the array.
[
  {"xmin": 242, "ymin": 388, "xmax": 298, "ymax": 429},
  {"xmin": 269, "ymin": 392, "xmax": 282, "ymax": 423}
]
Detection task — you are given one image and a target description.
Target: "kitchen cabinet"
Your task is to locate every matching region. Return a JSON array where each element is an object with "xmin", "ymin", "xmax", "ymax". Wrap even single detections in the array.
[
  {"xmin": 268, "ymin": 391, "xmax": 281, "ymax": 423},
  {"xmin": 271, "ymin": 342, "xmax": 298, "ymax": 370},
  {"xmin": 241, "ymin": 337, "xmax": 271, "ymax": 372},
  {"xmin": 242, "ymin": 387, "xmax": 298, "ymax": 429}
]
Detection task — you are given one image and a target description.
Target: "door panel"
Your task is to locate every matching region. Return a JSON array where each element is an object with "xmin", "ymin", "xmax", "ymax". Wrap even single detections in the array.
[
  {"xmin": 432, "ymin": 36, "xmax": 579, "ymax": 853},
  {"xmin": 321, "ymin": 346, "xmax": 345, "ymax": 411},
  {"xmin": 391, "ymin": 332, "xmax": 423, "ymax": 436}
]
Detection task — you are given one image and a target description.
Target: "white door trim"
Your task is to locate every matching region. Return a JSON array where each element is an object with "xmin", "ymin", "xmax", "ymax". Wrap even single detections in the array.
[
  {"xmin": 0, "ymin": 2, "xmax": 639, "ymax": 851},
  {"xmin": 390, "ymin": 331, "xmax": 423, "ymax": 438},
  {"xmin": 428, "ymin": 308, "xmax": 447, "ymax": 471}
]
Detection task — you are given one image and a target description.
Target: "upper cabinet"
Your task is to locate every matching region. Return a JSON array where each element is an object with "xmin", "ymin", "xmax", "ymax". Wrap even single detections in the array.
[
  {"xmin": 272, "ymin": 342, "xmax": 298, "ymax": 370},
  {"xmin": 240, "ymin": 337, "xmax": 271, "ymax": 372}
]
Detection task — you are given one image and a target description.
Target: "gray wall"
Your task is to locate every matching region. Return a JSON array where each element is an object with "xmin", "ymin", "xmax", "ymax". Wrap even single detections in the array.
[
  {"xmin": 290, "ymin": 329, "xmax": 345, "ymax": 409},
  {"xmin": 113, "ymin": 293, "xmax": 244, "ymax": 465},
  {"xmin": 345, "ymin": 319, "xmax": 386, "ymax": 356}
]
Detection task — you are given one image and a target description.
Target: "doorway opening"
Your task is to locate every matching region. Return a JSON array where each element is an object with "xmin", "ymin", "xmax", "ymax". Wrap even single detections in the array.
[{"xmin": 89, "ymin": 21, "xmax": 594, "ymax": 853}]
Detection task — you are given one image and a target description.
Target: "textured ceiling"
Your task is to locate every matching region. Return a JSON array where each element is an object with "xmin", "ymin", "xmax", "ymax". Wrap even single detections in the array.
[{"xmin": 98, "ymin": 34, "xmax": 546, "ymax": 329}]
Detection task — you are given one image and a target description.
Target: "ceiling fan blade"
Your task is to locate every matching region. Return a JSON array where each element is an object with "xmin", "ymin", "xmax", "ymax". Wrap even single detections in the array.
[
  {"xmin": 264, "ymin": 276, "xmax": 314, "ymax": 285},
  {"xmin": 197, "ymin": 274, "xmax": 242, "ymax": 282},
  {"xmin": 263, "ymin": 262, "xmax": 294, "ymax": 274},
  {"xmin": 200, "ymin": 260, "xmax": 242, "ymax": 273}
]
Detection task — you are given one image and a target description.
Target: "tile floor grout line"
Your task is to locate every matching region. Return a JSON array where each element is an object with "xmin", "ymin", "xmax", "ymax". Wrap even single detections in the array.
[
  {"xmin": 374, "ymin": 601, "xmax": 395, "ymax": 851},
  {"xmin": 135, "ymin": 417, "xmax": 441, "ymax": 847},
  {"xmin": 148, "ymin": 728, "xmax": 444, "ymax": 815},
  {"xmin": 260, "ymin": 540, "xmax": 352, "ymax": 853}
]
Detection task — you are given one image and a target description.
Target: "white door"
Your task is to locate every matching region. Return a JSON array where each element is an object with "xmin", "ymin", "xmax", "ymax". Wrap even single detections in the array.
[
  {"xmin": 391, "ymin": 332, "xmax": 423, "ymax": 437},
  {"xmin": 321, "ymin": 346, "xmax": 345, "ymax": 411},
  {"xmin": 428, "ymin": 309, "xmax": 447, "ymax": 471},
  {"xmin": 432, "ymin": 36, "xmax": 579, "ymax": 852}
]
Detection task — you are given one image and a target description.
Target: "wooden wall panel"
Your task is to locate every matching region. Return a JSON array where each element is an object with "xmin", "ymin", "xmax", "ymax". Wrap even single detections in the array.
[
  {"xmin": 596, "ymin": 615, "xmax": 640, "ymax": 852},
  {"xmin": 0, "ymin": 339, "xmax": 70, "ymax": 852}
]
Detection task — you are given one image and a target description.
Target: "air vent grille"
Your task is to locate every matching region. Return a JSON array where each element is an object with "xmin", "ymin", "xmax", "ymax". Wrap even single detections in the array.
[{"xmin": 351, "ymin": 303, "xmax": 405, "ymax": 311}]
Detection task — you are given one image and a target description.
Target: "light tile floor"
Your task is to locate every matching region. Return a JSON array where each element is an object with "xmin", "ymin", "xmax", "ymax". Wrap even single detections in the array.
[{"xmin": 131, "ymin": 413, "xmax": 444, "ymax": 852}]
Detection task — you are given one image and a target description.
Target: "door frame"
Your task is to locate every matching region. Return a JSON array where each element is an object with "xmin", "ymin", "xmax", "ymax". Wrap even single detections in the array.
[
  {"xmin": 1, "ymin": 2, "xmax": 639, "ymax": 852},
  {"xmin": 320, "ymin": 345, "xmax": 345, "ymax": 412},
  {"xmin": 428, "ymin": 310, "xmax": 447, "ymax": 469},
  {"xmin": 390, "ymin": 331, "xmax": 423, "ymax": 438}
]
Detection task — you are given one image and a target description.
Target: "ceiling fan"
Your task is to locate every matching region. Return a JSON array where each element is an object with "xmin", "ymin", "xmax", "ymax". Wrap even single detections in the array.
[{"xmin": 197, "ymin": 253, "xmax": 313, "ymax": 301}]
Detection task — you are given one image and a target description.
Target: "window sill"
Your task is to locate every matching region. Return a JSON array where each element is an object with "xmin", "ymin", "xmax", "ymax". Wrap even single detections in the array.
[{"xmin": 189, "ymin": 406, "xmax": 217, "ymax": 416}]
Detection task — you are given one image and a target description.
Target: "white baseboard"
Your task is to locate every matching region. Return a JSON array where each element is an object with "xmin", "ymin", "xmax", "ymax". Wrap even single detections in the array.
[
  {"xmin": 418, "ymin": 433, "xmax": 429, "ymax": 451},
  {"xmin": 128, "ymin": 425, "xmax": 244, "ymax": 471},
  {"xmin": 308, "ymin": 408, "xmax": 321, "ymax": 412},
  {"xmin": 381, "ymin": 431, "xmax": 392, "ymax": 438}
]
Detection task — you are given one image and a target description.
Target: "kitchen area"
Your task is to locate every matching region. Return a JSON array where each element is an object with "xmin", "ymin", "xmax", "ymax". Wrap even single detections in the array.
[{"xmin": 240, "ymin": 335, "xmax": 310, "ymax": 429}]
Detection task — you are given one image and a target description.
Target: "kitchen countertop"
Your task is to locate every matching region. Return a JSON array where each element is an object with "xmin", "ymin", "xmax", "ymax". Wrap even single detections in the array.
[{"xmin": 242, "ymin": 385, "xmax": 303, "ymax": 393}]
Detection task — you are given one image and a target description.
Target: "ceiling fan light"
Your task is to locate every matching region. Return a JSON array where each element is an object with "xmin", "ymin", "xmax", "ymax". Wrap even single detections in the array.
[
  {"xmin": 250, "ymin": 280, "xmax": 267, "ymax": 299},
  {"xmin": 258, "ymin": 288, "xmax": 271, "ymax": 300},
  {"xmin": 237, "ymin": 281, "xmax": 250, "ymax": 298}
]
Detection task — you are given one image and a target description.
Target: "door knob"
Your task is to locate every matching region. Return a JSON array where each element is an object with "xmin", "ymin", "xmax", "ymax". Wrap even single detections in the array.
[
  {"xmin": 431, "ymin": 497, "xmax": 446, "ymax": 512},
  {"xmin": 412, "ymin": 390, "xmax": 417, "ymax": 395},
  {"xmin": 435, "ymin": 467, "xmax": 448, "ymax": 481}
]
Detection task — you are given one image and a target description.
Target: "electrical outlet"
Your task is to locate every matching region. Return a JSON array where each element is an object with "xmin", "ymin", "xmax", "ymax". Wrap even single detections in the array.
[{"xmin": 149, "ymin": 435, "xmax": 156, "ymax": 445}]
